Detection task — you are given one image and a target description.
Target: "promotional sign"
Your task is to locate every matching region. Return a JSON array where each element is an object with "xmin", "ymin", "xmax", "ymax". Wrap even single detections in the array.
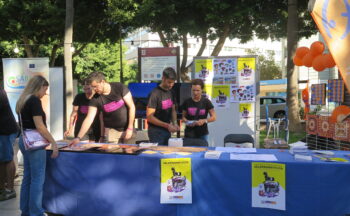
[
  {"xmin": 212, "ymin": 85, "xmax": 230, "ymax": 109},
  {"xmin": 194, "ymin": 58, "xmax": 213, "ymax": 83},
  {"xmin": 160, "ymin": 158, "xmax": 192, "ymax": 204},
  {"xmin": 2, "ymin": 58, "xmax": 49, "ymax": 122},
  {"xmin": 310, "ymin": 0, "xmax": 350, "ymax": 92},
  {"xmin": 139, "ymin": 47, "xmax": 178, "ymax": 81},
  {"xmin": 239, "ymin": 103, "xmax": 253, "ymax": 118},
  {"xmin": 252, "ymin": 162, "xmax": 286, "ymax": 211},
  {"xmin": 238, "ymin": 57, "xmax": 256, "ymax": 85}
]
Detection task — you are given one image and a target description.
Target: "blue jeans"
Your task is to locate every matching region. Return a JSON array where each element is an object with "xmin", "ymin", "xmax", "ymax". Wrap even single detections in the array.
[
  {"xmin": 199, "ymin": 134, "xmax": 209, "ymax": 142},
  {"xmin": 0, "ymin": 133, "xmax": 17, "ymax": 162},
  {"xmin": 148, "ymin": 126, "xmax": 171, "ymax": 146},
  {"xmin": 18, "ymin": 135, "xmax": 47, "ymax": 216}
]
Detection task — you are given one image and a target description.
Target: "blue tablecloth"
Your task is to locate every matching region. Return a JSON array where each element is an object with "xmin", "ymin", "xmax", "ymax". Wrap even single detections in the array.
[{"xmin": 43, "ymin": 149, "xmax": 350, "ymax": 216}]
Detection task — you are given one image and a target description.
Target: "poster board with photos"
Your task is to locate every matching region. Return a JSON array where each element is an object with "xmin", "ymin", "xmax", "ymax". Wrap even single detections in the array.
[{"xmin": 192, "ymin": 56, "xmax": 259, "ymax": 147}]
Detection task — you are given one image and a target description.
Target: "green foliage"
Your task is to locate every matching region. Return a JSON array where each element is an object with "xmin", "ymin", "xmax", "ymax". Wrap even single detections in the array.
[
  {"xmin": 72, "ymin": 41, "xmax": 137, "ymax": 84},
  {"xmin": 246, "ymin": 48, "xmax": 282, "ymax": 80}
]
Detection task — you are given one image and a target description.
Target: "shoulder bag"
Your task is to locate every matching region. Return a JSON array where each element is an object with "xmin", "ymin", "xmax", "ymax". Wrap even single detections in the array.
[{"xmin": 19, "ymin": 114, "xmax": 50, "ymax": 151}]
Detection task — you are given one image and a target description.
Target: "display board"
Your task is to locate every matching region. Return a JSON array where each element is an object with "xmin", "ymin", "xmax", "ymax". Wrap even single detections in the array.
[
  {"xmin": 138, "ymin": 47, "xmax": 180, "ymax": 82},
  {"xmin": 192, "ymin": 56, "xmax": 260, "ymax": 147},
  {"xmin": 2, "ymin": 59, "xmax": 64, "ymax": 140}
]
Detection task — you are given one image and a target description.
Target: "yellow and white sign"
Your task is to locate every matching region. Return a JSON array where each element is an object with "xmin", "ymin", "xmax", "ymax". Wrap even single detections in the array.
[
  {"xmin": 252, "ymin": 162, "xmax": 286, "ymax": 210},
  {"xmin": 160, "ymin": 158, "xmax": 192, "ymax": 204}
]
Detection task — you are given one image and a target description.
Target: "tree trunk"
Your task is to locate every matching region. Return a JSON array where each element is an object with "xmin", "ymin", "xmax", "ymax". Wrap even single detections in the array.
[
  {"xmin": 196, "ymin": 35, "xmax": 207, "ymax": 57},
  {"xmin": 210, "ymin": 23, "xmax": 231, "ymax": 56},
  {"xmin": 64, "ymin": 0, "xmax": 74, "ymax": 131},
  {"xmin": 180, "ymin": 34, "xmax": 190, "ymax": 82},
  {"xmin": 157, "ymin": 30, "xmax": 169, "ymax": 47},
  {"xmin": 50, "ymin": 44, "xmax": 59, "ymax": 67},
  {"xmin": 286, "ymin": 0, "xmax": 302, "ymax": 132},
  {"xmin": 22, "ymin": 37, "xmax": 34, "ymax": 57}
]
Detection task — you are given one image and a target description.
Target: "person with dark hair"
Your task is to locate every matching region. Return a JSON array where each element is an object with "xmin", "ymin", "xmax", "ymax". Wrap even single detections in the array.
[
  {"xmin": 16, "ymin": 75, "xmax": 59, "ymax": 215},
  {"xmin": 70, "ymin": 71, "xmax": 136, "ymax": 145},
  {"xmin": 0, "ymin": 87, "xmax": 19, "ymax": 201},
  {"xmin": 64, "ymin": 80, "xmax": 102, "ymax": 142},
  {"xmin": 147, "ymin": 67, "xmax": 179, "ymax": 145},
  {"xmin": 182, "ymin": 79, "xmax": 216, "ymax": 142}
]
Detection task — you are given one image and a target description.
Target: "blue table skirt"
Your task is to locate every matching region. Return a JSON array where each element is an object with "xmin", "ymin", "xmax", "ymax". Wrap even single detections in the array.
[{"xmin": 43, "ymin": 149, "xmax": 350, "ymax": 216}]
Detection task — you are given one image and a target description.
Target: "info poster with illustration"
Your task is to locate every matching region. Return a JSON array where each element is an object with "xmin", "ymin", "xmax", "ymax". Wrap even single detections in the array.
[
  {"xmin": 252, "ymin": 162, "xmax": 286, "ymax": 211},
  {"xmin": 239, "ymin": 103, "xmax": 252, "ymax": 118},
  {"xmin": 230, "ymin": 84, "xmax": 255, "ymax": 102},
  {"xmin": 160, "ymin": 158, "xmax": 192, "ymax": 204},
  {"xmin": 237, "ymin": 57, "xmax": 255, "ymax": 85},
  {"xmin": 194, "ymin": 59, "xmax": 213, "ymax": 83},
  {"xmin": 213, "ymin": 58, "xmax": 237, "ymax": 77},
  {"xmin": 212, "ymin": 85, "xmax": 230, "ymax": 109}
]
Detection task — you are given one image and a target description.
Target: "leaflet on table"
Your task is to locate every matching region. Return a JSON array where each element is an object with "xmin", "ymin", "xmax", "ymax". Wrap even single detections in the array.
[
  {"xmin": 160, "ymin": 158, "xmax": 192, "ymax": 204},
  {"xmin": 216, "ymin": 147, "xmax": 256, "ymax": 153},
  {"xmin": 230, "ymin": 154, "xmax": 278, "ymax": 161},
  {"xmin": 204, "ymin": 151, "xmax": 222, "ymax": 159},
  {"xmin": 252, "ymin": 162, "xmax": 286, "ymax": 211}
]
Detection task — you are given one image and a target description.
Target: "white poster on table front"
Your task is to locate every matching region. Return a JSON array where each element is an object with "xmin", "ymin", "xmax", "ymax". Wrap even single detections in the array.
[
  {"xmin": 160, "ymin": 158, "xmax": 192, "ymax": 204},
  {"xmin": 252, "ymin": 162, "xmax": 286, "ymax": 211}
]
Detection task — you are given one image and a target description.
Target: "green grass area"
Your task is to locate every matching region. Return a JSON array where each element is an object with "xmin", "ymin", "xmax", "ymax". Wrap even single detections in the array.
[{"xmin": 259, "ymin": 129, "xmax": 306, "ymax": 148}]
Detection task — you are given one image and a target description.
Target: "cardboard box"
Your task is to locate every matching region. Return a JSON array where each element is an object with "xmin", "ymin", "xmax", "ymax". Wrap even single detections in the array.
[{"xmin": 264, "ymin": 138, "xmax": 288, "ymax": 149}]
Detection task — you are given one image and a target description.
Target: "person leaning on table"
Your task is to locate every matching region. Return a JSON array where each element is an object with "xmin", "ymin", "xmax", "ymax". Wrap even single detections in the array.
[
  {"xmin": 16, "ymin": 75, "xmax": 59, "ymax": 216},
  {"xmin": 64, "ymin": 79, "xmax": 102, "ymax": 142},
  {"xmin": 70, "ymin": 71, "xmax": 136, "ymax": 146},
  {"xmin": 182, "ymin": 79, "xmax": 216, "ymax": 142},
  {"xmin": 146, "ymin": 67, "xmax": 180, "ymax": 145}
]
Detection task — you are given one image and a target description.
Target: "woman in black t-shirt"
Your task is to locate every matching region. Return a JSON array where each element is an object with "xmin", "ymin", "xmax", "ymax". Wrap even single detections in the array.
[
  {"xmin": 64, "ymin": 82, "xmax": 102, "ymax": 142},
  {"xmin": 182, "ymin": 79, "xmax": 216, "ymax": 142},
  {"xmin": 15, "ymin": 75, "xmax": 58, "ymax": 216}
]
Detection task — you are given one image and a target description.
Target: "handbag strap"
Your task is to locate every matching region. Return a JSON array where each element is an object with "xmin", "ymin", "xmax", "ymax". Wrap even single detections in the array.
[{"xmin": 18, "ymin": 113, "xmax": 25, "ymax": 136}]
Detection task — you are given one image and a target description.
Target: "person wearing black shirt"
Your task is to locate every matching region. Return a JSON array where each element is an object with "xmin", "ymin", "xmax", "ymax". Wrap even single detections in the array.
[
  {"xmin": 70, "ymin": 72, "xmax": 136, "ymax": 145},
  {"xmin": 182, "ymin": 79, "xmax": 216, "ymax": 142},
  {"xmin": 15, "ymin": 75, "xmax": 58, "ymax": 216},
  {"xmin": 0, "ymin": 87, "xmax": 19, "ymax": 201},
  {"xmin": 147, "ymin": 67, "xmax": 180, "ymax": 145},
  {"xmin": 64, "ymin": 82, "xmax": 102, "ymax": 142}
]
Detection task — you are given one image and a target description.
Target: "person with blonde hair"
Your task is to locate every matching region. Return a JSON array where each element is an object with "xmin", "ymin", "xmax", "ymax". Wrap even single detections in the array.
[{"xmin": 16, "ymin": 75, "xmax": 58, "ymax": 216}]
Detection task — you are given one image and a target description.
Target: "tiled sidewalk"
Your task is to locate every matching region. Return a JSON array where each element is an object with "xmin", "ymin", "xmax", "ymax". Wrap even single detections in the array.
[{"xmin": 0, "ymin": 166, "xmax": 22, "ymax": 216}]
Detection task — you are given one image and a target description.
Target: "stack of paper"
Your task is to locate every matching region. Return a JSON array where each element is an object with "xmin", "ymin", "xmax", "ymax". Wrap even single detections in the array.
[
  {"xmin": 168, "ymin": 138, "xmax": 183, "ymax": 147},
  {"xmin": 289, "ymin": 141, "xmax": 308, "ymax": 155},
  {"xmin": 204, "ymin": 151, "xmax": 222, "ymax": 159}
]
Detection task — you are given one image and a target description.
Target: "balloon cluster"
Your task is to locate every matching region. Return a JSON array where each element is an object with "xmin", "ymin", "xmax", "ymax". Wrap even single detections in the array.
[{"xmin": 293, "ymin": 41, "xmax": 336, "ymax": 72}]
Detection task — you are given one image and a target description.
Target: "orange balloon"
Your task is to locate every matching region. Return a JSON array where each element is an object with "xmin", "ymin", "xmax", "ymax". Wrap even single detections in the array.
[
  {"xmin": 293, "ymin": 56, "xmax": 303, "ymax": 66},
  {"xmin": 302, "ymin": 53, "xmax": 314, "ymax": 67},
  {"xmin": 312, "ymin": 55, "xmax": 326, "ymax": 72},
  {"xmin": 323, "ymin": 53, "xmax": 336, "ymax": 68},
  {"xmin": 310, "ymin": 41, "xmax": 325, "ymax": 56},
  {"xmin": 295, "ymin": 47, "xmax": 310, "ymax": 59}
]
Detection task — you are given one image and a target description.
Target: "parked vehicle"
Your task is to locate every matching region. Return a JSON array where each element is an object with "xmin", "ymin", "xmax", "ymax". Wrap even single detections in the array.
[{"xmin": 260, "ymin": 96, "xmax": 286, "ymax": 119}]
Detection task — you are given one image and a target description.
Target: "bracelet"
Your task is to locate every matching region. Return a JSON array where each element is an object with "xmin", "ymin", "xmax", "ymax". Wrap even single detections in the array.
[{"xmin": 127, "ymin": 128, "xmax": 133, "ymax": 131}]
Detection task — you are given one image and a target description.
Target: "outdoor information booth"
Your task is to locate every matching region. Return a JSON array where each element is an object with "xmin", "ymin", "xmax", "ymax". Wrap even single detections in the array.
[{"xmin": 191, "ymin": 56, "xmax": 260, "ymax": 147}]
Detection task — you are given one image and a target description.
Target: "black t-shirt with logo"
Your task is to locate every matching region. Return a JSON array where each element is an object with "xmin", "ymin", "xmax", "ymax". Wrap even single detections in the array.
[
  {"xmin": 90, "ymin": 82, "xmax": 129, "ymax": 131},
  {"xmin": 73, "ymin": 93, "xmax": 100, "ymax": 137},
  {"xmin": 0, "ymin": 89, "xmax": 18, "ymax": 135},
  {"xmin": 182, "ymin": 97, "xmax": 214, "ymax": 137},
  {"xmin": 20, "ymin": 95, "xmax": 46, "ymax": 129},
  {"xmin": 147, "ymin": 86, "xmax": 175, "ymax": 130}
]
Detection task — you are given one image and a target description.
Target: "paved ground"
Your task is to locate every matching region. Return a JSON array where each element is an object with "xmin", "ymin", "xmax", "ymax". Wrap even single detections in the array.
[{"xmin": 0, "ymin": 166, "xmax": 22, "ymax": 216}]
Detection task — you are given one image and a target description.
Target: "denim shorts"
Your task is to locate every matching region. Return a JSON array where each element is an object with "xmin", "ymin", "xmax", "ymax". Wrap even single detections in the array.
[{"xmin": 0, "ymin": 133, "xmax": 17, "ymax": 162}]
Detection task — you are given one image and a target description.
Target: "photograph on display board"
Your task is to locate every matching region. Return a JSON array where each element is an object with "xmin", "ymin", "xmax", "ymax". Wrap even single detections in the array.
[
  {"xmin": 239, "ymin": 103, "xmax": 252, "ymax": 118},
  {"xmin": 230, "ymin": 84, "xmax": 255, "ymax": 102},
  {"xmin": 213, "ymin": 58, "xmax": 237, "ymax": 77},
  {"xmin": 194, "ymin": 59, "xmax": 213, "ymax": 83},
  {"xmin": 212, "ymin": 85, "xmax": 230, "ymax": 109},
  {"xmin": 160, "ymin": 158, "xmax": 192, "ymax": 204},
  {"xmin": 238, "ymin": 58, "xmax": 255, "ymax": 84},
  {"xmin": 252, "ymin": 162, "xmax": 286, "ymax": 211}
]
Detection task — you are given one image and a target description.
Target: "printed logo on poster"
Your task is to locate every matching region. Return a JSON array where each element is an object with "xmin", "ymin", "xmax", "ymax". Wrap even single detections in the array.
[{"xmin": 5, "ymin": 75, "xmax": 29, "ymax": 91}]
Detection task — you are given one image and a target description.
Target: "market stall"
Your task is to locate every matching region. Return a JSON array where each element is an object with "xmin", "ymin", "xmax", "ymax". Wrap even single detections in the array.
[{"xmin": 43, "ymin": 145, "xmax": 350, "ymax": 216}]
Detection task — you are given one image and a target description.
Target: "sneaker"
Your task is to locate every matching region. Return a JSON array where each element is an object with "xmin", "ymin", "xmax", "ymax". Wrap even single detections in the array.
[{"xmin": 0, "ymin": 189, "xmax": 16, "ymax": 201}]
